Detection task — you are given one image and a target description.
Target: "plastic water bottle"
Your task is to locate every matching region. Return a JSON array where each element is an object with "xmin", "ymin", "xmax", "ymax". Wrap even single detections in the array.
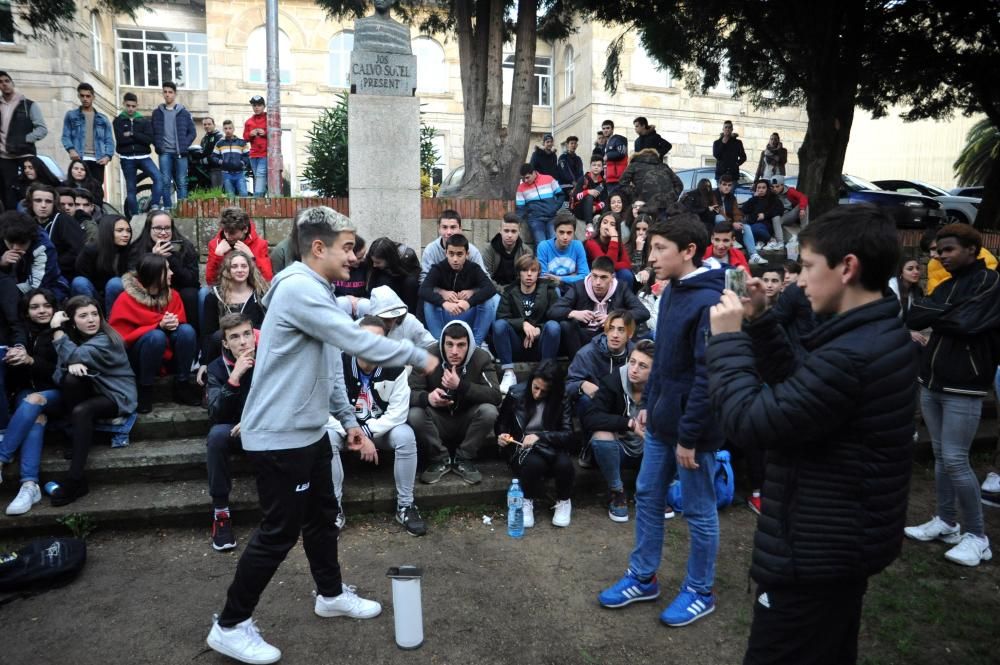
[
  {"xmin": 507, "ymin": 479, "xmax": 524, "ymax": 538},
  {"xmin": 785, "ymin": 235, "xmax": 799, "ymax": 261},
  {"xmin": 44, "ymin": 481, "xmax": 61, "ymax": 496}
]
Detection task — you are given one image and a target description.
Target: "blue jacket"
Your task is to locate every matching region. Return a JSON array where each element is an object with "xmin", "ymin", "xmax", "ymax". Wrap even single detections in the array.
[
  {"xmin": 644, "ymin": 267, "xmax": 725, "ymax": 451},
  {"xmin": 213, "ymin": 137, "xmax": 250, "ymax": 173},
  {"xmin": 566, "ymin": 333, "xmax": 634, "ymax": 398},
  {"xmin": 61, "ymin": 107, "xmax": 115, "ymax": 160},
  {"xmin": 151, "ymin": 103, "xmax": 197, "ymax": 155}
]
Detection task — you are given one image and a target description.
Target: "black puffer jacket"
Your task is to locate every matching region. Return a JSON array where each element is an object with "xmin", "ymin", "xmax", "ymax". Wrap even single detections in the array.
[
  {"xmin": 907, "ymin": 260, "xmax": 1000, "ymax": 396},
  {"xmin": 707, "ymin": 296, "xmax": 918, "ymax": 588}
]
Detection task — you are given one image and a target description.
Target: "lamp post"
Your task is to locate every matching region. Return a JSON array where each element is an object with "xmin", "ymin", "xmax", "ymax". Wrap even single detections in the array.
[{"xmin": 265, "ymin": 0, "xmax": 283, "ymax": 196}]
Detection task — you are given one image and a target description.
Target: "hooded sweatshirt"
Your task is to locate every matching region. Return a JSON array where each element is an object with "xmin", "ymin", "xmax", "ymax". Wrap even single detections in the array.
[
  {"xmin": 644, "ymin": 266, "xmax": 725, "ymax": 452},
  {"xmin": 408, "ymin": 319, "xmax": 501, "ymax": 413},
  {"xmin": 361, "ymin": 285, "xmax": 436, "ymax": 348},
  {"xmin": 240, "ymin": 262, "xmax": 429, "ymax": 452},
  {"xmin": 113, "ymin": 110, "xmax": 155, "ymax": 158}
]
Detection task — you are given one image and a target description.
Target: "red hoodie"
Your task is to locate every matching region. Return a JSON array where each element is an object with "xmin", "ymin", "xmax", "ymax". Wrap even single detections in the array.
[
  {"xmin": 703, "ymin": 246, "xmax": 751, "ymax": 275},
  {"xmin": 584, "ymin": 237, "xmax": 632, "ymax": 270},
  {"xmin": 205, "ymin": 220, "xmax": 274, "ymax": 285},
  {"xmin": 243, "ymin": 113, "xmax": 267, "ymax": 158}
]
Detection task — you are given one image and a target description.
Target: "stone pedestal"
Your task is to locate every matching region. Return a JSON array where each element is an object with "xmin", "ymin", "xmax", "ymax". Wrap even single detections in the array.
[{"xmin": 347, "ymin": 94, "xmax": 421, "ymax": 249}]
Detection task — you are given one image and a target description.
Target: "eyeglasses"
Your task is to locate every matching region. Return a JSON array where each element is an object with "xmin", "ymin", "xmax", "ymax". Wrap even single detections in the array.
[{"xmin": 151, "ymin": 226, "xmax": 172, "ymax": 233}]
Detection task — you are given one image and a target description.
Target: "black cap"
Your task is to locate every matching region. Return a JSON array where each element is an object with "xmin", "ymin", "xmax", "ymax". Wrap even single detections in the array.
[{"xmin": 249, "ymin": 95, "xmax": 265, "ymax": 105}]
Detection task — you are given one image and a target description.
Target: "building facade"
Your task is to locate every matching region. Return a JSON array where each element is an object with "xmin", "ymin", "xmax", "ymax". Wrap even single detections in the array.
[{"xmin": 0, "ymin": 0, "xmax": 974, "ymax": 209}]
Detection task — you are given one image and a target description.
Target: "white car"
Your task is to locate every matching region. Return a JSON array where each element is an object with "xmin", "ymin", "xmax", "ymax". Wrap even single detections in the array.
[{"xmin": 873, "ymin": 179, "xmax": 981, "ymax": 225}]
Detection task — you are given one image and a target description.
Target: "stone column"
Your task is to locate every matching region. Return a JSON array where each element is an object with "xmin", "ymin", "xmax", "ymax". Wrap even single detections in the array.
[{"xmin": 348, "ymin": 32, "xmax": 421, "ymax": 249}]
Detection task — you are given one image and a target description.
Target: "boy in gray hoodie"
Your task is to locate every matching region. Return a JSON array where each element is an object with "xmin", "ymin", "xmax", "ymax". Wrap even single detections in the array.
[{"xmin": 207, "ymin": 207, "xmax": 438, "ymax": 665}]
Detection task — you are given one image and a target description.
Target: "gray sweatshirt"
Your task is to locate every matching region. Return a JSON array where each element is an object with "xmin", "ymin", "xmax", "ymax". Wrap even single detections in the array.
[
  {"xmin": 53, "ymin": 332, "xmax": 138, "ymax": 416},
  {"xmin": 241, "ymin": 262, "xmax": 429, "ymax": 451}
]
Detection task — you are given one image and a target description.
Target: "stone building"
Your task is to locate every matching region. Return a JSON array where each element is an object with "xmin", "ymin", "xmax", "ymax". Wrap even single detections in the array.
[{"xmin": 0, "ymin": 0, "xmax": 975, "ymax": 207}]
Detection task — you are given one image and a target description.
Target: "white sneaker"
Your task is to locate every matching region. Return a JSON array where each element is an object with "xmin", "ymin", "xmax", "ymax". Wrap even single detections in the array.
[
  {"xmin": 982, "ymin": 471, "xmax": 1000, "ymax": 494},
  {"xmin": 499, "ymin": 370, "xmax": 517, "ymax": 395},
  {"xmin": 6, "ymin": 482, "xmax": 41, "ymax": 516},
  {"xmin": 314, "ymin": 583, "xmax": 382, "ymax": 619},
  {"xmin": 552, "ymin": 499, "xmax": 572, "ymax": 527},
  {"xmin": 944, "ymin": 533, "xmax": 993, "ymax": 567},
  {"xmin": 478, "ymin": 342, "xmax": 494, "ymax": 359},
  {"xmin": 755, "ymin": 241, "xmax": 765, "ymax": 251},
  {"xmin": 749, "ymin": 254, "xmax": 768, "ymax": 265},
  {"xmin": 206, "ymin": 616, "xmax": 281, "ymax": 665},
  {"xmin": 904, "ymin": 516, "xmax": 962, "ymax": 544},
  {"xmin": 763, "ymin": 239, "xmax": 784, "ymax": 252},
  {"xmin": 663, "ymin": 507, "xmax": 675, "ymax": 520},
  {"xmin": 522, "ymin": 498, "xmax": 535, "ymax": 528}
]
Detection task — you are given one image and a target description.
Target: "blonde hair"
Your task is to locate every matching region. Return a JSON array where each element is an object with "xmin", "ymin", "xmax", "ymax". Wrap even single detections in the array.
[{"xmin": 217, "ymin": 250, "xmax": 269, "ymax": 307}]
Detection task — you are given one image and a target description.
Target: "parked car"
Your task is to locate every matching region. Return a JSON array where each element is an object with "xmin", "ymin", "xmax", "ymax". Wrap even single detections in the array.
[
  {"xmin": 950, "ymin": 186, "xmax": 984, "ymax": 198},
  {"xmin": 873, "ymin": 179, "xmax": 980, "ymax": 225},
  {"xmin": 736, "ymin": 174, "xmax": 945, "ymax": 229},
  {"xmin": 437, "ymin": 165, "xmax": 465, "ymax": 198},
  {"xmin": 675, "ymin": 167, "xmax": 756, "ymax": 201}
]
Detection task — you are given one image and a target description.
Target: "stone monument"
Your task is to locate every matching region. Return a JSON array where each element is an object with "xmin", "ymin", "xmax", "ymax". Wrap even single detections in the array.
[{"xmin": 347, "ymin": 0, "xmax": 422, "ymax": 250}]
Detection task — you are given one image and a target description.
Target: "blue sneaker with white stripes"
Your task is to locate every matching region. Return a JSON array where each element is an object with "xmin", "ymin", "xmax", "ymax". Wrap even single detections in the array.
[
  {"xmin": 598, "ymin": 570, "xmax": 660, "ymax": 608},
  {"xmin": 660, "ymin": 587, "xmax": 716, "ymax": 626}
]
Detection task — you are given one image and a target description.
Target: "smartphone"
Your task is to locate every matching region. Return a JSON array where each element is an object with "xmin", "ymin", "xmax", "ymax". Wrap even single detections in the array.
[
  {"xmin": 169, "ymin": 240, "xmax": 184, "ymax": 252},
  {"xmin": 725, "ymin": 268, "xmax": 748, "ymax": 298}
]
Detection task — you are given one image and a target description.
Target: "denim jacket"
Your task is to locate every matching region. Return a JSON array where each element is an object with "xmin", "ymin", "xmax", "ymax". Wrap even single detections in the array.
[{"xmin": 61, "ymin": 108, "xmax": 115, "ymax": 160}]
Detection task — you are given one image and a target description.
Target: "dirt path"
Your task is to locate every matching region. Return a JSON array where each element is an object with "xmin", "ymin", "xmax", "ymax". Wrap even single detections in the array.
[{"xmin": 1, "ymin": 465, "xmax": 997, "ymax": 665}]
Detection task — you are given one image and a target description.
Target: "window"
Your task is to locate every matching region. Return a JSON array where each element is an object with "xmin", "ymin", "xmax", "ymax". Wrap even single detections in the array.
[
  {"xmin": 708, "ymin": 62, "xmax": 734, "ymax": 95},
  {"xmin": 631, "ymin": 44, "xmax": 672, "ymax": 88},
  {"xmin": 563, "ymin": 46, "xmax": 574, "ymax": 98},
  {"xmin": 430, "ymin": 134, "xmax": 447, "ymax": 185},
  {"xmin": 329, "ymin": 31, "xmax": 353, "ymax": 88},
  {"xmin": 246, "ymin": 27, "xmax": 293, "ymax": 84},
  {"xmin": 412, "ymin": 36, "xmax": 446, "ymax": 93},
  {"xmin": 90, "ymin": 11, "xmax": 103, "ymax": 73},
  {"xmin": 1, "ymin": 1, "xmax": 15, "ymax": 43},
  {"xmin": 117, "ymin": 29, "xmax": 208, "ymax": 89},
  {"xmin": 502, "ymin": 54, "xmax": 552, "ymax": 107}
]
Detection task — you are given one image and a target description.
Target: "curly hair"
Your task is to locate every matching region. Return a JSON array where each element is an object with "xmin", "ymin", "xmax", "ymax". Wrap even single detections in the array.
[{"xmin": 217, "ymin": 250, "xmax": 269, "ymax": 309}]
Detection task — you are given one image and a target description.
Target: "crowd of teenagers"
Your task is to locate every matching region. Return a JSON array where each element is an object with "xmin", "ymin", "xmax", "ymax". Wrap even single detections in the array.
[
  {"xmin": 0, "ymin": 73, "xmax": 270, "ymax": 219},
  {"xmin": 3, "ymin": 67, "xmax": 999, "ymax": 664}
]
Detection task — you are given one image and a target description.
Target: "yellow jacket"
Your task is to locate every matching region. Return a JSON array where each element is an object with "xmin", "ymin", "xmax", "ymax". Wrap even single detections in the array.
[{"xmin": 926, "ymin": 248, "xmax": 998, "ymax": 294}]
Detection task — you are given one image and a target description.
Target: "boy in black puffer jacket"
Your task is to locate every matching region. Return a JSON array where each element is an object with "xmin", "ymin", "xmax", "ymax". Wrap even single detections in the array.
[{"xmin": 706, "ymin": 203, "xmax": 919, "ymax": 665}]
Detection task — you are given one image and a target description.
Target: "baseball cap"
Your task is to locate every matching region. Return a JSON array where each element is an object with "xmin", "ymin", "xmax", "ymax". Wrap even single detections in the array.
[
  {"xmin": 249, "ymin": 95, "xmax": 265, "ymax": 105},
  {"xmin": 769, "ymin": 175, "xmax": 785, "ymax": 186},
  {"xmin": 542, "ymin": 133, "xmax": 554, "ymax": 142},
  {"xmin": 376, "ymin": 305, "xmax": 408, "ymax": 319}
]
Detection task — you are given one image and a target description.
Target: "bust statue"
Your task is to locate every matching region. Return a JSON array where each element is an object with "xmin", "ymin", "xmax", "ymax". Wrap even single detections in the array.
[{"xmin": 353, "ymin": 0, "xmax": 412, "ymax": 55}]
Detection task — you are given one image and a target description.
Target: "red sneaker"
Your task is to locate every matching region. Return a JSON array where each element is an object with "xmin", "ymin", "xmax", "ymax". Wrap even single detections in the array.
[{"xmin": 746, "ymin": 495, "xmax": 761, "ymax": 515}]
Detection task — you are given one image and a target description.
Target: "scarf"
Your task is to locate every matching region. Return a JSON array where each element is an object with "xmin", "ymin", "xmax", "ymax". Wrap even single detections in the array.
[{"xmin": 584, "ymin": 275, "xmax": 618, "ymax": 330}]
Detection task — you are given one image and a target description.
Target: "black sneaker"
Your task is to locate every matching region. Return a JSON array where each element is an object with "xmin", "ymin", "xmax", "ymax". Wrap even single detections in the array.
[
  {"xmin": 50, "ymin": 477, "xmax": 89, "ymax": 507},
  {"xmin": 452, "ymin": 460, "xmax": 482, "ymax": 485},
  {"xmin": 212, "ymin": 511, "xmax": 237, "ymax": 551},
  {"xmin": 419, "ymin": 462, "xmax": 451, "ymax": 484},
  {"xmin": 396, "ymin": 504, "xmax": 427, "ymax": 537}
]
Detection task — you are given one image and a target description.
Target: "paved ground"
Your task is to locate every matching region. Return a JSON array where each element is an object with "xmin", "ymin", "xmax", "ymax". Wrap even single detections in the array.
[{"xmin": 1, "ymin": 462, "xmax": 997, "ymax": 665}]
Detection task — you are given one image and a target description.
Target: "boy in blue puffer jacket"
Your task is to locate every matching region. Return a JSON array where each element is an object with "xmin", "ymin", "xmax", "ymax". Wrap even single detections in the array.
[
  {"xmin": 597, "ymin": 212, "xmax": 725, "ymax": 628},
  {"xmin": 213, "ymin": 120, "xmax": 250, "ymax": 197}
]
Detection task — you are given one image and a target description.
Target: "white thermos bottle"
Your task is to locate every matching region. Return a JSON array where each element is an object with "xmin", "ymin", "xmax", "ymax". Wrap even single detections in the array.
[{"xmin": 387, "ymin": 565, "xmax": 424, "ymax": 649}]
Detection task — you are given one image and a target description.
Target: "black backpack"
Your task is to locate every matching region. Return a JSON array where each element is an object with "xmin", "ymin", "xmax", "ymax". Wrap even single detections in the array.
[{"xmin": 0, "ymin": 537, "xmax": 87, "ymax": 595}]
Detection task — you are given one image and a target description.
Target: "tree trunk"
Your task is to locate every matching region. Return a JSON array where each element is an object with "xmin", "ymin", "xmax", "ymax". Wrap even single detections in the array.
[
  {"xmin": 452, "ymin": 0, "xmax": 537, "ymax": 200},
  {"xmin": 797, "ymin": 88, "xmax": 856, "ymax": 219},
  {"xmin": 975, "ymin": 150, "xmax": 1000, "ymax": 230}
]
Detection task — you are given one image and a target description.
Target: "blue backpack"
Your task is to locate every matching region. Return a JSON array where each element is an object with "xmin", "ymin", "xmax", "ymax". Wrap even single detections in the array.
[{"xmin": 667, "ymin": 449, "xmax": 735, "ymax": 512}]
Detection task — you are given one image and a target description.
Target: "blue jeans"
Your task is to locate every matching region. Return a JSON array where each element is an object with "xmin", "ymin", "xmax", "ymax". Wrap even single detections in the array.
[
  {"xmin": 250, "ymin": 157, "xmax": 267, "ymax": 197},
  {"xmin": 223, "ymin": 171, "xmax": 248, "ymax": 197},
  {"xmin": 591, "ymin": 437, "xmax": 637, "ymax": 492},
  {"xmin": 749, "ymin": 222, "xmax": 771, "ymax": 244},
  {"xmin": 104, "ymin": 277, "xmax": 125, "ymax": 314},
  {"xmin": 717, "ymin": 214, "xmax": 757, "ymax": 254},
  {"xmin": 70, "ymin": 275, "xmax": 99, "ymax": 300},
  {"xmin": 127, "ymin": 325, "xmax": 197, "ymax": 385},
  {"xmin": 615, "ymin": 268, "xmax": 634, "ymax": 292},
  {"xmin": 0, "ymin": 359, "xmax": 7, "ymax": 429},
  {"xmin": 490, "ymin": 319, "xmax": 560, "ymax": 367},
  {"xmin": 423, "ymin": 301, "xmax": 492, "ymax": 347},
  {"xmin": 527, "ymin": 217, "xmax": 556, "ymax": 244},
  {"xmin": 120, "ymin": 156, "xmax": 162, "ymax": 217},
  {"xmin": 158, "ymin": 152, "xmax": 189, "ymax": 207},
  {"xmin": 921, "ymin": 387, "xmax": 985, "ymax": 537},
  {"xmin": 629, "ymin": 432, "xmax": 719, "ymax": 595},
  {"xmin": 0, "ymin": 389, "xmax": 61, "ymax": 483}
]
